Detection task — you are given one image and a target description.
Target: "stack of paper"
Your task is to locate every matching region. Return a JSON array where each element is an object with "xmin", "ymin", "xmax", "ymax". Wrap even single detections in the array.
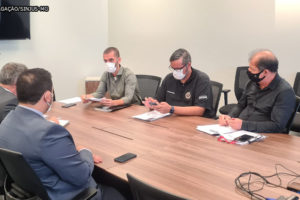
[
  {"xmin": 133, "ymin": 110, "xmax": 170, "ymax": 121},
  {"xmin": 196, "ymin": 124, "xmax": 265, "ymax": 145}
]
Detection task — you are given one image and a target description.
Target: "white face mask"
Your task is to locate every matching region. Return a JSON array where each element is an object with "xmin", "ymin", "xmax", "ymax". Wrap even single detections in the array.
[
  {"xmin": 46, "ymin": 93, "xmax": 53, "ymax": 113},
  {"xmin": 173, "ymin": 68, "xmax": 186, "ymax": 80},
  {"xmin": 105, "ymin": 62, "xmax": 117, "ymax": 73}
]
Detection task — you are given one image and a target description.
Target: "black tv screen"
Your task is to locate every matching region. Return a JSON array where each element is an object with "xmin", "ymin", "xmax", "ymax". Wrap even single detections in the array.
[{"xmin": 0, "ymin": 0, "xmax": 30, "ymax": 40}]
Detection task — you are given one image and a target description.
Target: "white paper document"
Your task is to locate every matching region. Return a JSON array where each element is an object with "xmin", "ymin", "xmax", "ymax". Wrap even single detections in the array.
[
  {"xmin": 88, "ymin": 97, "xmax": 104, "ymax": 102},
  {"xmin": 196, "ymin": 124, "xmax": 265, "ymax": 145},
  {"xmin": 59, "ymin": 97, "xmax": 82, "ymax": 104},
  {"xmin": 58, "ymin": 119, "xmax": 70, "ymax": 127},
  {"xmin": 133, "ymin": 110, "xmax": 170, "ymax": 121},
  {"xmin": 196, "ymin": 124, "xmax": 236, "ymax": 135}
]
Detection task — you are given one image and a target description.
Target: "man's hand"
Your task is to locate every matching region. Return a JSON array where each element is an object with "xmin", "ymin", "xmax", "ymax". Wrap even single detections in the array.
[
  {"xmin": 80, "ymin": 94, "xmax": 94, "ymax": 103},
  {"xmin": 218, "ymin": 115, "xmax": 232, "ymax": 126},
  {"xmin": 227, "ymin": 118, "xmax": 243, "ymax": 130},
  {"xmin": 101, "ymin": 98, "xmax": 115, "ymax": 107},
  {"xmin": 155, "ymin": 102, "xmax": 172, "ymax": 114},
  {"xmin": 48, "ymin": 116, "xmax": 59, "ymax": 124},
  {"xmin": 76, "ymin": 145, "xmax": 102, "ymax": 163},
  {"xmin": 143, "ymin": 97, "xmax": 159, "ymax": 110},
  {"xmin": 93, "ymin": 154, "xmax": 102, "ymax": 164}
]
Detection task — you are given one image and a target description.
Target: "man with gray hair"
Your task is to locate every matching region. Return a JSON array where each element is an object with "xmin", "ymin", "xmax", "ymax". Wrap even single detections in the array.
[
  {"xmin": 0, "ymin": 62, "xmax": 27, "ymax": 123},
  {"xmin": 219, "ymin": 49, "xmax": 296, "ymax": 133},
  {"xmin": 145, "ymin": 48, "xmax": 213, "ymax": 117}
]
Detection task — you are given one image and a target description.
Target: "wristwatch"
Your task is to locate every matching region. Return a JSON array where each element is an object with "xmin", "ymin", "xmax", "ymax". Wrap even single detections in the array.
[{"xmin": 170, "ymin": 106, "xmax": 174, "ymax": 114}]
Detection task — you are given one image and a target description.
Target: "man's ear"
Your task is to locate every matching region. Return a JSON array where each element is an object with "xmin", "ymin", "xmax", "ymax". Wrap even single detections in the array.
[
  {"xmin": 117, "ymin": 57, "xmax": 121, "ymax": 63},
  {"xmin": 43, "ymin": 90, "xmax": 52, "ymax": 102}
]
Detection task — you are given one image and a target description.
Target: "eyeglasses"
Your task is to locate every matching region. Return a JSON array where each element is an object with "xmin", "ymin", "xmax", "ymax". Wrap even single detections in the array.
[{"xmin": 168, "ymin": 64, "xmax": 187, "ymax": 72}]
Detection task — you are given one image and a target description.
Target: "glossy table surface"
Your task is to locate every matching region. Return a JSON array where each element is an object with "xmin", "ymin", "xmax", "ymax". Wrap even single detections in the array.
[{"xmin": 49, "ymin": 102, "xmax": 300, "ymax": 200}]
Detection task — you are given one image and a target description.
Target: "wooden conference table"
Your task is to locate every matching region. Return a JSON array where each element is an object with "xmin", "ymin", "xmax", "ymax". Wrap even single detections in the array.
[{"xmin": 49, "ymin": 102, "xmax": 300, "ymax": 200}]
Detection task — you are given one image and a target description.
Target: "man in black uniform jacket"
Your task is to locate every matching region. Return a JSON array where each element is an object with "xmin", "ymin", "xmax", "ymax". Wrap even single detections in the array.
[{"xmin": 144, "ymin": 48, "xmax": 214, "ymax": 117}]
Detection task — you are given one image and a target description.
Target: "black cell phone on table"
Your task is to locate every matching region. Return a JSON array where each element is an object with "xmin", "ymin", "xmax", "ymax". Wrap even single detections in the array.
[
  {"xmin": 114, "ymin": 153, "xmax": 137, "ymax": 163},
  {"xmin": 236, "ymin": 134, "xmax": 254, "ymax": 142},
  {"xmin": 62, "ymin": 103, "xmax": 76, "ymax": 108}
]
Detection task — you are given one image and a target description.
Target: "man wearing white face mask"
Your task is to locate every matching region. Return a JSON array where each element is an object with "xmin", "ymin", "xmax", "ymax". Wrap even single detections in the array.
[
  {"xmin": 81, "ymin": 47, "xmax": 141, "ymax": 107},
  {"xmin": 144, "ymin": 48, "xmax": 213, "ymax": 117}
]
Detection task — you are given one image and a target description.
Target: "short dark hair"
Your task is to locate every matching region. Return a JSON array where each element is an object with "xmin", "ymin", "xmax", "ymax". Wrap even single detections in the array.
[
  {"xmin": 103, "ymin": 47, "xmax": 120, "ymax": 58},
  {"xmin": 16, "ymin": 68, "xmax": 52, "ymax": 104},
  {"xmin": 0, "ymin": 62, "xmax": 27, "ymax": 85},
  {"xmin": 169, "ymin": 48, "xmax": 191, "ymax": 66},
  {"xmin": 249, "ymin": 49, "xmax": 278, "ymax": 72}
]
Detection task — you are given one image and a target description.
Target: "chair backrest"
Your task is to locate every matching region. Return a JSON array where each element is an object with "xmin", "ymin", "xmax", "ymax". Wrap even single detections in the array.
[
  {"xmin": 294, "ymin": 72, "xmax": 300, "ymax": 97},
  {"xmin": 286, "ymin": 97, "xmax": 300, "ymax": 134},
  {"xmin": 136, "ymin": 75, "xmax": 161, "ymax": 100},
  {"xmin": 0, "ymin": 148, "xmax": 50, "ymax": 200},
  {"xmin": 210, "ymin": 81, "xmax": 223, "ymax": 118},
  {"xmin": 234, "ymin": 66, "xmax": 249, "ymax": 100},
  {"xmin": 127, "ymin": 173, "xmax": 188, "ymax": 200}
]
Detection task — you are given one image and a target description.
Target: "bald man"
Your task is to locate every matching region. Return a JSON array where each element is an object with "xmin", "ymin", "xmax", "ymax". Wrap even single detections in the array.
[{"xmin": 219, "ymin": 49, "xmax": 295, "ymax": 133}]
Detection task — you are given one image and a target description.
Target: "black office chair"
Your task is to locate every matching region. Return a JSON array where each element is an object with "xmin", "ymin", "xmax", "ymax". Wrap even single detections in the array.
[
  {"xmin": 219, "ymin": 66, "xmax": 249, "ymax": 115},
  {"xmin": 0, "ymin": 148, "xmax": 97, "ymax": 200},
  {"xmin": 290, "ymin": 72, "xmax": 300, "ymax": 132},
  {"xmin": 294, "ymin": 72, "xmax": 300, "ymax": 97},
  {"xmin": 127, "ymin": 173, "xmax": 188, "ymax": 200},
  {"xmin": 136, "ymin": 75, "xmax": 161, "ymax": 100},
  {"xmin": 210, "ymin": 81, "xmax": 223, "ymax": 118},
  {"xmin": 285, "ymin": 96, "xmax": 300, "ymax": 134}
]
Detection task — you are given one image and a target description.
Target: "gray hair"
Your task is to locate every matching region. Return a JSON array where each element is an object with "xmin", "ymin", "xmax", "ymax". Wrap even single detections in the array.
[
  {"xmin": 0, "ymin": 62, "xmax": 28, "ymax": 85},
  {"xmin": 169, "ymin": 48, "xmax": 191, "ymax": 66}
]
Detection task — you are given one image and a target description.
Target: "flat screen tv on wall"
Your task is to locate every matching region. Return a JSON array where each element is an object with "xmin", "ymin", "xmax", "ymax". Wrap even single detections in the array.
[{"xmin": 0, "ymin": 0, "xmax": 30, "ymax": 40}]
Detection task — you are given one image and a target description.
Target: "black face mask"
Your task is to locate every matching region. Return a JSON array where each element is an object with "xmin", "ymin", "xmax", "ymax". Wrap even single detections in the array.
[{"xmin": 247, "ymin": 70, "xmax": 265, "ymax": 83}]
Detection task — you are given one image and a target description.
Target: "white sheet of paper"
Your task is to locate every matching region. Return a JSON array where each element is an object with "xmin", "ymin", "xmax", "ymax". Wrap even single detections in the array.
[
  {"xmin": 59, "ymin": 97, "xmax": 82, "ymax": 104},
  {"xmin": 88, "ymin": 97, "xmax": 104, "ymax": 102},
  {"xmin": 133, "ymin": 110, "xmax": 170, "ymax": 121},
  {"xmin": 196, "ymin": 124, "xmax": 236, "ymax": 135},
  {"xmin": 59, "ymin": 119, "xmax": 70, "ymax": 127}
]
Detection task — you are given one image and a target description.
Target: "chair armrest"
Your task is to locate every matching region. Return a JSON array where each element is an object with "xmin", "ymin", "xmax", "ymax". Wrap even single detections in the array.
[
  {"xmin": 73, "ymin": 187, "xmax": 98, "ymax": 200},
  {"xmin": 221, "ymin": 89, "xmax": 231, "ymax": 105}
]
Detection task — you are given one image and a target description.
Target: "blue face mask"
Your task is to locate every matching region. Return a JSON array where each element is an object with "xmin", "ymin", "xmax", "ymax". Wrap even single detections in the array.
[{"xmin": 247, "ymin": 70, "xmax": 265, "ymax": 83}]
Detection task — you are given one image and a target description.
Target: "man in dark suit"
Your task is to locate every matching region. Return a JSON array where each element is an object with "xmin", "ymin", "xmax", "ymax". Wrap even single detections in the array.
[
  {"xmin": 0, "ymin": 62, "xmax": 27, "ymax": 123},
  {"xmin": 0, "ymin": 68, "xmax": 124, "ymax": 200}
]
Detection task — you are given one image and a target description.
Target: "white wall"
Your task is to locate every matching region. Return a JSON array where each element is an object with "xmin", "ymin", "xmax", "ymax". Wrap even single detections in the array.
[
  {"xmin": 0, "ymin": 0, "xmax": 108, "ymax": 100},
  {"xmin": 108, "ymin": 0, "xmax": 300, "ymax": 105},
  {"xmin": 1, "ymin": 0, "xmax": 299, "ymax": 103}
]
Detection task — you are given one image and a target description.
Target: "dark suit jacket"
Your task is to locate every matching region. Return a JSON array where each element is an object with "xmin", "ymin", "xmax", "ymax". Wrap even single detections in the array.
[
  {"xmin": 0, "ymin": 106, "xmax": 100, "ymax": 200},
  {"xmin": 0, "ymin": 86, "xmax": 17, "ymax": 123}
]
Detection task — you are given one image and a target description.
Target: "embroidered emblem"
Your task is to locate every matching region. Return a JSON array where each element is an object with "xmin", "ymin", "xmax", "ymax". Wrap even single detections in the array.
[
  {"xmin": 198, "ymin": 95, "xmax": 208, "ymax": 100},
  {"xmin": 185, "ymin": 91, "xmax": 191, "ymax": 100}
]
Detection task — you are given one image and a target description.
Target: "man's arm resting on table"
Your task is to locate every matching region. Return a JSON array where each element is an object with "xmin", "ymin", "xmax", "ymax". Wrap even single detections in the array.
[{"xmin": 173, "ymin": 106, "xmax": 205, "ymax": 116}]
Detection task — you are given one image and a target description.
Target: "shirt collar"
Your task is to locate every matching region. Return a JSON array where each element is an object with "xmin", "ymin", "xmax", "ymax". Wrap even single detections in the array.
[
  {"xmin": 0, "ymin": 86, "xmax": 14, "ymax": 94},
  {"xmin": 116, "ymin": 65, "xmax": 123, "ymax": 76},
  {"xmin": 266, "ymin": 73, "xmax": 280, "ymax": 90},
  {"xmin": 184, "ymin": 67, "xmax": 195, "ymax": 84},
  {"xmin": 109, "ymin": 65, "xmax": 123, "ymax": 78},
  {"xmin": 18, "ymin": 105, "xmax": 44, "ymax": 118}
]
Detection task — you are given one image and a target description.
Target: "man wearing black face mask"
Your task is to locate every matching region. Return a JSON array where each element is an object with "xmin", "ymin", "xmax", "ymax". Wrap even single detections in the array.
[{"xmin": 219, "ymin": 49, "xmax": 296, "ymax": 133}]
